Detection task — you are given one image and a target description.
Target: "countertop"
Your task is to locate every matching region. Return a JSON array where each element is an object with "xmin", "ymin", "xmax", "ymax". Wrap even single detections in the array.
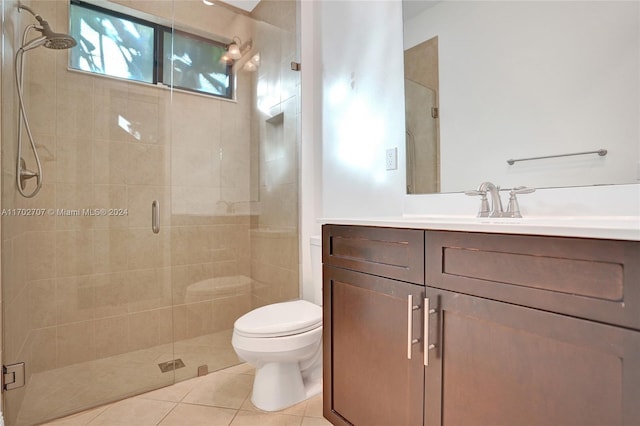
[{"xmin": 320, "ymin": 215, "xmax": 640, "ymax": 241}]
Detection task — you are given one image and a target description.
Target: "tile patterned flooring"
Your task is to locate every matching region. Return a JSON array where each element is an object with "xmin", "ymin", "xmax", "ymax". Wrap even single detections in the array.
[{"xmin": 42, "ymin": 363, "xmax": 332, "ymax": 426}]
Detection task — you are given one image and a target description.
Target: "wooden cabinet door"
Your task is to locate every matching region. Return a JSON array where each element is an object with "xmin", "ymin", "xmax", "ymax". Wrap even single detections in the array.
[
  {"xmin": 424, "ymin": 288, "xmax": 640, "ymax": 426},
  {"xmin": 324, "ymin": 266, "xmax": 425, "ymax": 426}
]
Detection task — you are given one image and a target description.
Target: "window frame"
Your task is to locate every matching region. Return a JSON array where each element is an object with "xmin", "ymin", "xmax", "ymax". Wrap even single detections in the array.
[{"xmin": 69, "ymin": 0, "xmax": 234, "ymax": 99}]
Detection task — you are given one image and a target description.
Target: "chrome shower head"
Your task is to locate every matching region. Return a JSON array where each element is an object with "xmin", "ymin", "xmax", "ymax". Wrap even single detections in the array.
[
  {"xmin": 18, "ymin": 3, "xmax": 77, "ymax": 50},
  {"xmin": 36, "ymin": 18, "xmax": 77, "ymax": 50}
]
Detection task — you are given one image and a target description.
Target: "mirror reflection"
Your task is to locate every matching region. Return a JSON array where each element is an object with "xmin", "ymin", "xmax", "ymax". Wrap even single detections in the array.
[
  {"xmin": 405, "ymin": 36, "xmax": 439, "ymax": 194},
  {"xmin": 403, "ymin": 1, "xmax": 639, "ymax": 194}
]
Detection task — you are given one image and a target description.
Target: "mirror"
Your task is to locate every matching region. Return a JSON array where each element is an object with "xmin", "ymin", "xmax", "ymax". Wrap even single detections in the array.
[{"xmin": 403, "ymin": 1, "xmax": 639, "ymax": 194}]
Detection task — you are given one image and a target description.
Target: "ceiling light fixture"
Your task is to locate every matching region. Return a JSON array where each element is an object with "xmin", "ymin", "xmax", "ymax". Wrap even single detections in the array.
[{"xmin": 202, "ymin": 0, "xmax": 215, "ymax": 6}]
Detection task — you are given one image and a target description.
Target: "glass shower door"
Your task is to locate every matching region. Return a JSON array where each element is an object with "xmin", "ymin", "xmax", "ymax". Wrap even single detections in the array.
[
  {"xmin": 1, "ymin": 0, "xmax": 301, "ymax": 423},
  {"xmin": 405, "ymin": 79, "xmax": 439, "ymax": 194},
  {"xmin": 1, "ymin": 0, "xmax": 175, "ymax": 424}
]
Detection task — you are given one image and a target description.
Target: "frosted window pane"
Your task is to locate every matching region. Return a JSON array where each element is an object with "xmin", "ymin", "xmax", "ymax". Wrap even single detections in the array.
[
  {"xmin": 69, "ymin": 3, "xmax": 154, "ymax": 83},
  {"xmin": 163, "ymin": 31, "xmax": 231, "ymax": 98}
]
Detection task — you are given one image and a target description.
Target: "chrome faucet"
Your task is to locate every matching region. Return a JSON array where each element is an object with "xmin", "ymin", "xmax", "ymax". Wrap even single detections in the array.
[
  {"xmin": 466, "ymin": 182, "xmax": 535, "ymax": 218},
  {"xmin": 478, "ymin": 181, "xmax": 504, "ymax": 217}
]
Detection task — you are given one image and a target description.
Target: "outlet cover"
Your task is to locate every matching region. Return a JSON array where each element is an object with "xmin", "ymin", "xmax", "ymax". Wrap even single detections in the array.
[{"xmin": 386, "ymin": 148, "xmax": 398, "ymax": 171}]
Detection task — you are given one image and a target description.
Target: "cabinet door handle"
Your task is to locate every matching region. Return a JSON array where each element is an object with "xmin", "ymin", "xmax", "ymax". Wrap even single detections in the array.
[
  {"xmin": 407, "ymin": 295, "xmax": 420, "ymax": 360},
  {"xmin": 151, "ymin": 200, "xmax": 160, "ymax": 234},
  {"xmin": 424, "ymin": 297, "xmax": 436, "ymax": 366}
]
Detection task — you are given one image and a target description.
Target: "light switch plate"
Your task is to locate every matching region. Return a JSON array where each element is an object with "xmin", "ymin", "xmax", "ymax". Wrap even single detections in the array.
[{"xmin": 386, "ymin": 148, "xmax": 398, "ymax": 171}]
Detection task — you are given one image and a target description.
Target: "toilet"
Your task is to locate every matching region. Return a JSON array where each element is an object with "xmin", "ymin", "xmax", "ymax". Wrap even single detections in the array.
[{"xmin": 231, "ymin": 236, "xmax": 323, "ymax": 411}]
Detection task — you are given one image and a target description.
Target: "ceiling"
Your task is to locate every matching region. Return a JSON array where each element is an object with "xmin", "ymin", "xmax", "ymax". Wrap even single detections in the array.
[
  {"xmin": 402, "ymin": 1, "xmax": 440, "ymax": 22},
  {"xmin": 221, "ymin": 0, "xmax": 261, "ymax": 12}
]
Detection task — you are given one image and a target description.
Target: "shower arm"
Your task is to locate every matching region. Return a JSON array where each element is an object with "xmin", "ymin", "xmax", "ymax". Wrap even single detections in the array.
[{"xmin": 18, "ymin": 4, "xmax": 42, "ymax": 20}]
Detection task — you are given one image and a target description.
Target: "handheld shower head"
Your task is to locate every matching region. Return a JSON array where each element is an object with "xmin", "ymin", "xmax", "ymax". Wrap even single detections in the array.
[
  {"xmin": 18, "ymin": 3, "xmax": 77, "ymax": 50},
  {"xmin": 36, "ymin": 18, "xmax": 77, "ymax": 50}
]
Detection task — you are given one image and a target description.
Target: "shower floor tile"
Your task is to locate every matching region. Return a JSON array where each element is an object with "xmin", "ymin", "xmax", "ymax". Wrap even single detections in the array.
[{"xmin": 16, "ymin": 330, "xmax": 240, "ymax": 426}]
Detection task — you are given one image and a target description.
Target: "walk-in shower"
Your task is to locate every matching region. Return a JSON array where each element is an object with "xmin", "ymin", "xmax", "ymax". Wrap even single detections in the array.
[
  {"xmin": 1, "ymin": 0, "xmax": 300, "ymax": 424},
  {"xmin": 14, "ymin": 3, "xmax": 77, "ymax": 198}
]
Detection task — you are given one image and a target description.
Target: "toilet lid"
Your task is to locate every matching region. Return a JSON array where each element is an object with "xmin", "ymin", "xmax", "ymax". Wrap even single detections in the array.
[{"xmin": 234, "ymin": 300, "xmax": 322, "ymax": 338}]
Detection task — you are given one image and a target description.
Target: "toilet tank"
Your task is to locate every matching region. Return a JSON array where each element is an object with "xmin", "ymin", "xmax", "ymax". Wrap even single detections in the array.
[{"xmin": 310, "ymin": 235, "xmax": 322, "ymax": 305}]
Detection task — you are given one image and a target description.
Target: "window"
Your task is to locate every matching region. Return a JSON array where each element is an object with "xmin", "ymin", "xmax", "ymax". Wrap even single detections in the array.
[
  {"xmin": 162, "ymin": 30, "xmax": 232, "ymax": 98},
  {"xmin": 69, "ymin": 0, "xmax": 233, "ymax": 99}
]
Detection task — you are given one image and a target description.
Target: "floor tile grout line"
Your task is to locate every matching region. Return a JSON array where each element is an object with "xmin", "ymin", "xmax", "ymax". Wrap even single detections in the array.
[
  {"xmin": 227, "ymin": 407, "xmax": 242, "ymax": 426},
  {"xmin": 153, "ymin": 401, "xmax": 180, "ymax": 426}
]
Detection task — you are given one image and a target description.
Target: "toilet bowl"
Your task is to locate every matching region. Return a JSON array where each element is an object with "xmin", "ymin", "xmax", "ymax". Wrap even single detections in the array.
[{"xmin": 231, "ymin": 236, "xmax": 323, "ymax": 412}]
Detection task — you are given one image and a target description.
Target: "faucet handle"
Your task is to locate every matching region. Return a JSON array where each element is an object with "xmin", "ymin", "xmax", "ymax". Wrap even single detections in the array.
[
  {"xmin": 506, "ymin": 186, "xmax": 536, "ymax": 218},
  {"xmin": 465, "ymin": 189, "xmax": 490, "ymax": 217},
  {"xmin": 510, "ymin": 186, "xmax": 536, "ymax": 195}
]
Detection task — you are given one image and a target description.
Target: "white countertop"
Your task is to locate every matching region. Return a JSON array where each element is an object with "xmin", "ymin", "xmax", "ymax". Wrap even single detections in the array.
[{"xmin": 320, "ymin": 215, "xmax": 640, "ymax": 241}]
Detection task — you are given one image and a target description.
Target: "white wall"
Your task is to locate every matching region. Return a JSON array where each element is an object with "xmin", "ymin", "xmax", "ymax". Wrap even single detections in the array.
[
  {"xmin": 405, "ymin": 1, "xmax": 639, "ymax": 192},
  {"xmin": 319, "ymin": 0, "xmax": 406, "ymax": 217}
]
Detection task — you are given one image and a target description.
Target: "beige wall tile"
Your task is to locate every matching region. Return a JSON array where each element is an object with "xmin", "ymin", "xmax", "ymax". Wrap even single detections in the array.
[
  {"xmin": 127, "ymin": 268, "xmax": 172, "ymax": 312},
  {"xmin": 29, "ymin": 279, "xmax": 57, "ymax": 328},
  {"xmin": 212, "ymin": 293, "xmax": 252, "ymax": 332},
  {"xmin": 157, "ymin": 306, "xmax": 173, "ymax": 345},
  {"xmin": 127, "ymin": 143, "xmax": 169, "ymax": 186},
  {"xmin": 93, "ymin": 140, "xmax": 128, "ymax": 184},
  {"xmin": 55, "ymin": 184, "xmax": 95, "ymax": 230},
  {"xmin": 170, "ymin": 226, "xmax": 212, "ymax": 267},
  {"xmin": 56, "ymin": 276, "xmax": 94, "ymax": 324},
  {"xmin": 30, "ymin": 327, "xmax": 57, "ymax": 373},
  {"xmin": 93, "ymin": 228, "xmax": 129, "ymax": 273},
  {"xmin": 56, "ymin": 229, "xmax": 94, "ymax": 277},
  {"xmin": 55, "ymin": 88, "xmax": 94, "ymax": 139},
  {"xmin": 92, "ymin": 272, "xmax": 129, "ymax": 319},
  {"xmin": 185, "ymin": 301, "xmax": 215, "ymax": 339},
  {"xmin": 172, "ymin": 304, "xmax": 188, "ymax": 342},
  {"xmin": 56, "ymin": 137, "xmax": 93, "ymax": 185},
  {"xmin": 127, "ymin": 228, "xmax": 168, "ymax": 270},
  {"xmin": 15, "ymin": 183, "xmax": 57, "ymax": 231},
  {"xmin": 4, "ymin": 288, "xmax": 30, "ymax": 361},
  {"xmin": 57, "ymin": 321, "xmax": 95, "ymax": 367},
  {"xmin": 128, "ymin": 309, "xmax": 161, "ymax": 352},
  {"xmin": 94, "ymin": 316, "xmax": 129, "ymax": 359},
  {"xmin": 172, "ymin": 263, "xmax": 214, "ymax": 304},
  {"xmin": 26, "ymin": 231, "xmax": 56, "ymax": 281}
]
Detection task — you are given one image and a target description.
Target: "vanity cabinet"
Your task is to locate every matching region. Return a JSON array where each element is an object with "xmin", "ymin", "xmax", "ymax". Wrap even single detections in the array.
[
  {"xmin": 425, "ymin": 230, "xmax": 640, "ymax": 426},
  {"xmin": 322, "ymin": 225, "xmax": 426, "ymax": 426},
  {"xmin": 323, "ymin": 225, "xmax": 640, "ymax": 426}
]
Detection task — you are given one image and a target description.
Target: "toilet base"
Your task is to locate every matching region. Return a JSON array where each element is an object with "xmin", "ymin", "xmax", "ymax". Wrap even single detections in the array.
[{"xmin": 251, "ymin": 361, "xmax": 321, "ymax": 411}]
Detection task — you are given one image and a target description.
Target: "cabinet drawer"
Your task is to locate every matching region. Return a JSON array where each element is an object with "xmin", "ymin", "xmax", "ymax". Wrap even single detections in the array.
[
  {"xmin": 323, "ymin": 225, "xmax": 425, "ymax": 285},
  {"xmin": 426, "ymin": 231, "xmax": 640, "ymax": 330}
]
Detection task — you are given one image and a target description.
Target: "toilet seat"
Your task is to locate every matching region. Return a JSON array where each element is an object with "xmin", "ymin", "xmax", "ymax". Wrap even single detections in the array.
[{"xmin": 234, "ymin": 300, "xmax": 322, "ymax": 338}]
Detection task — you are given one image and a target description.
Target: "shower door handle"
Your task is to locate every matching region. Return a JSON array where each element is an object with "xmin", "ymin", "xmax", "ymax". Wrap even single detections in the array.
[{"xmin": 151, "ymin": 200, "xmax": 160, "ymax": 234}]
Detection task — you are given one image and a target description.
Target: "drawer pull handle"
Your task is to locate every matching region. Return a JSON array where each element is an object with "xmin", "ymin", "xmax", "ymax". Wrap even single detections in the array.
[
  {"xmin": 407, "ymin": 295, "xmax": 421, "ymax": 360},
  {"xmin": 424, "ymin": 297, "xmax": 436, "ymax": 366}
]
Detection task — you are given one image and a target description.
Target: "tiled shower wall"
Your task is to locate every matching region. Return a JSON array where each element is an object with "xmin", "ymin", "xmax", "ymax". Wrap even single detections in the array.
[
  {"xmin": 1, "ymin": 0, "xmax": 299, "ymax": 424},
  {"xmin": 249, "ymin": 0, "xmax": 300, "ymax": 308}
]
